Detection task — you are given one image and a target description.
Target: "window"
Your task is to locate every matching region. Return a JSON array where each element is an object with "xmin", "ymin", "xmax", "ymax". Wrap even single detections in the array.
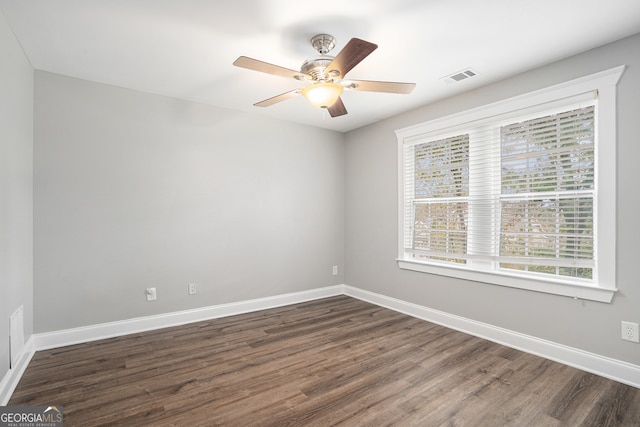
[{"xmin": 396, "ymin": 66, "xmax": 624, "ymax": 302}]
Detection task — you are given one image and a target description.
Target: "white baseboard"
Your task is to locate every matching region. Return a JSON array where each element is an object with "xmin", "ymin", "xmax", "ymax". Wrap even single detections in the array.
[
  {"xmin": 0, "ymin": 336, "xmax": 35, "ymax": 405},
  {"xmin": 3, "ymin": 283, "xmax": 637, "ymax": 404},
  {"xmin": 35, "ymin": 285, "xmax": 344, "ymax": 350},
  {"xmin": 342, "ymin": 285, "xmax": 640, "ymax": 389}
]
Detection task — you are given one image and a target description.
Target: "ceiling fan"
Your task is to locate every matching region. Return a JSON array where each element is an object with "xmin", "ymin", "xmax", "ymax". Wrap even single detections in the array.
[{"xmin": 233, "ymin": 34, "xmax": 416, "ymax": 117}]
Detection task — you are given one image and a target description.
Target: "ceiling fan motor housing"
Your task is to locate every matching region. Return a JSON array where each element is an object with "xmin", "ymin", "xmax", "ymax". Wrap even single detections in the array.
[
  {"xmin": 300, "ymin": 56, "xmax": 334, "ymax": 81},
  {"xmin": 300, "ymin": 35, "xmax": 341, "ymax": 82}
]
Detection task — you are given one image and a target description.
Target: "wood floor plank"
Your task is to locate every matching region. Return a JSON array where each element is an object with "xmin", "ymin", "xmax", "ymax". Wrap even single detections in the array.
[{"xmin": 8, "ymin": 295, "xmax": 639, "ymax": 426}]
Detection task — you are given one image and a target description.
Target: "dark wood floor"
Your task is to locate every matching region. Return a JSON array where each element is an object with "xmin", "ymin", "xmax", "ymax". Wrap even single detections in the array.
[{"xmin": 9, "ymin": 296, "xmax": 640, "ymax": 426}]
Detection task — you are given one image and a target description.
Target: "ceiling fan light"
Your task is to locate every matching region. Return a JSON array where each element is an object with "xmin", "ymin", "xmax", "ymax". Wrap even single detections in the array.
[{"xmin": 301, "ymin": 82, "xmax": 344, "ymax": 108}]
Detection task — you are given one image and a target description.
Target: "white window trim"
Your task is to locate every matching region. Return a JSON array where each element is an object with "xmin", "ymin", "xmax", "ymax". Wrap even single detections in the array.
[{"xmin": 396, "ymin": 66, "xmax": 625, "ymax": 303}]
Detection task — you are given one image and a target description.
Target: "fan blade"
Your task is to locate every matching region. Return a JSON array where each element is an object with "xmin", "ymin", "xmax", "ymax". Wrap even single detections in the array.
[
  {"xmin": 233, "ymin": 56, "xmax": 307, "ymax": 80},
  {"xmin": 254, "ymin": 89, "xmax": 301, "ymax": 107},
  {"xmin": 345, "ymin": 79, "xmax": 416, "ymax": 94},
  {"xmin": 325, "ymin": 38, "xmax": 378, "ymax": 78},
  {"xmin": 327, "ymin": 97, "xmax": 348, "ymax": 117}
]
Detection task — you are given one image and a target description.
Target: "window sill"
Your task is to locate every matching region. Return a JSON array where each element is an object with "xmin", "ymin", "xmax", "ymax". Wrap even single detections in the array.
[{"xmin": 397, "ymin": 259, "xmax": 617, "ymax": 303}]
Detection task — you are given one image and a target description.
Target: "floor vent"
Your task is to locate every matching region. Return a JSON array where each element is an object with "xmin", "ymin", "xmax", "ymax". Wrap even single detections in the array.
[
  {"xmin": 10, "ymin": 306, "xmax": 25, "ymax": 368},
  {"xmin": 442, "ymin": 68, "xmax": 478, "ymax": 84}
]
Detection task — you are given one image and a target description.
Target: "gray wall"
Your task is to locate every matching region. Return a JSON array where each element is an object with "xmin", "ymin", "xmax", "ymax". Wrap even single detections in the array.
[
  {"xmin": 34, "ymin": 72, "xmax": 345, "ymax": 332},
  {"xmin": 345, "ymin": 33, "xmax": 640, "ymax": 366},
  {"xmin": 0, "ymin": 8, "xmax": 33, "ymax": 376}
]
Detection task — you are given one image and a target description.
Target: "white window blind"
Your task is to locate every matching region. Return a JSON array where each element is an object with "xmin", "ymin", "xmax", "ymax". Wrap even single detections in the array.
[
  {"xmin": 403, "ymin": 105, "xmax": 595, "ymax": 275},
  {"xmin": 499, "ymin": 106, "xmax": 595, "ymax": 279},
  {"xmin": 396, "ymin": 66, "xmax": 624, "ymax": 302},
  {"xmin": 408, "ymin": 134, "xmax": 469, "ymax": 263}
]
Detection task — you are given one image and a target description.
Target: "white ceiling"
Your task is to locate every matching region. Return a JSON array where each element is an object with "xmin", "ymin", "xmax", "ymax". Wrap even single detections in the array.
[{"xmin": 2, "ymin": 0, "xmax": 640, "ymax": 133}]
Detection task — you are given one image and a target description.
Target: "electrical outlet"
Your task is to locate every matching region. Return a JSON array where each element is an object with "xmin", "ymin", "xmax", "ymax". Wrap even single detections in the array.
[
  {"xmin": 146, "ymin": 287, "xmax": 157, "ymax": 302},
  {"xmin": 621, "ymin": 321, "xmax": 639, "ymax": 343},
  {"xmin": 188, "ymin": 283, "xmax": 197, "ymax": 295},
  {"xmin": 332, "ymin": 265, "xmax": 338, "ymax": 276}
]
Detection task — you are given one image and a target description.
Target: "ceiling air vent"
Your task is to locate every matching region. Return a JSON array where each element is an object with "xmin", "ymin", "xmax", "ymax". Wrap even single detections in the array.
[{"xmin": 442, "ymin": 68, "xmax": 478, "ymax": 84}]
